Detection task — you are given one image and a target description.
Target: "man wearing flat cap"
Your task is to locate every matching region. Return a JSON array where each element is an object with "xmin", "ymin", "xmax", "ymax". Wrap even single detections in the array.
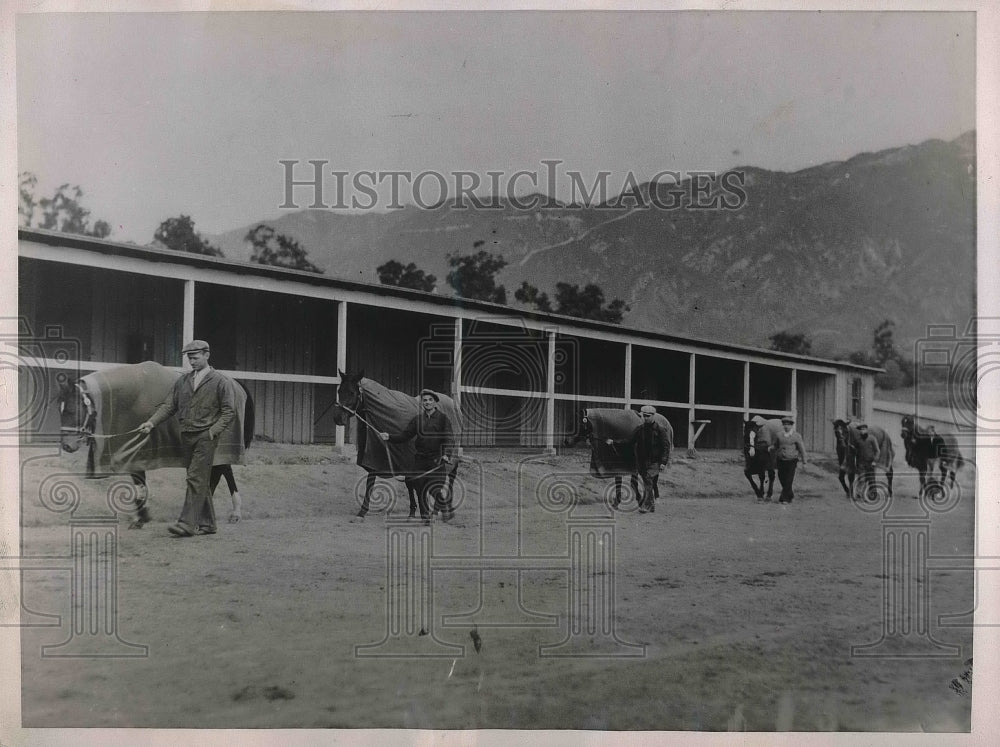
[
  {"xmin": 611, "ymin": 405, "xmax": 670, "ymax": 514},
  {"xmin": 854, "ymin": 422, "xmax": 880, "ymax": 501},
  {"xmin": 380, "ymin": 389, "xmax": 455, "ymax": 523},
  {"xmin": 139, "ymin": 340, "xmax": 236, "ymax": 537},
  {"xmin": 771, "ymin": 416, "xmax": 808, "ymax": 504}
]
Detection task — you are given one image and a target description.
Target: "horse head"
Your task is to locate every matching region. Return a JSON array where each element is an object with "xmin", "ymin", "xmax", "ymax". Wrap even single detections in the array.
[
  {"xmin": 831, "ymin": 418, "xmax": 852, "ymax": 464},
  {"xmin": 563, "ymin": 408, "xmax": 593, "ymax": 447},
  {"xmin": 332, "ymin": 369, "xmax": 365, "ymax": 427},
  {"xmin": 900, "ymin": 414, "xmax": 916, "ymax": 442},
  {"xmin": 55, "ymin": 378, "xmax": 93, "ymax": 454}
]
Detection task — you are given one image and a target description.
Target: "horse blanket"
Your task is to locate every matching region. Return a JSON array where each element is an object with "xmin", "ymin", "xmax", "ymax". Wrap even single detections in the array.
[
  {"xmin": 584, "ymin": 408, "xmax": 674, "ymax": 478},
  {"xmin": 354, "ymin": 379, "xmax": 462, "ymax": 478},
  {"xmin": 79, "ymin": 362, "xmax": 247, "ymax": 475},
  {"xmin": 747, "ymin": 418, "xmax": 783, "ymax": 464}
]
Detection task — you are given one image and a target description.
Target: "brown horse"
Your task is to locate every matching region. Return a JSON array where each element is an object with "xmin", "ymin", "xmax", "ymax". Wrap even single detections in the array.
[
  {"xmin": 332, "ymin": 371, "xmax": 460, "ymax": 520},
  {"xmin": 743, "ymin": 417, "xmax": 780, "ymax": 501},
  {"xmin": 901, "ymin": 414, "xmax": 965, "ymax": 497},
  {"xmin": 57, "ymin": 363, "xmax": 254, "ymax": 527},
  {"xmin": 832, "ymin": 418, "xmax": 894, "ymax": 501},
  {"xmin": 563, "ymin": 408, "xmax": 673, "ymax": 508}
]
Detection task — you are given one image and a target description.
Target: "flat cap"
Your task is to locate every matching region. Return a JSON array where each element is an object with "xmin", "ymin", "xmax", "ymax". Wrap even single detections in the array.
[
  {"xmin": 640, "ymin": 405, "xmax": 657, "ymax": 415},
  {"xmin": 182, "ymin": 339, "xmax": 210, "ymax": 354},
  {"xmin": 781, "ymin": 416, "xmax": 795, "ymax": 424},
  {"xmin": 419, "ymin": 388, "xmax": 440, "ymax": 402}
]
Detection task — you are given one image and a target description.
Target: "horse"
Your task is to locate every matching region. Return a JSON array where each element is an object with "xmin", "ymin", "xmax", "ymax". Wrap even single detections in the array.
[
  {"xmin": 563, "ymin": 408, "xmax": 673, "ymax": 508},
  {"xmin": 56, "ymin": 362, "xmax": 255, "ymax": 528},
  {"xmin": 831, "ymin": 418, "xmax": 895, "ymax": 501},
  {"xmin": 742, "ymin": 417, "xmax": 780, "ymax": 501},
  {"xmin": 901, "ymin": 414, "xmax": 965, "ymax": 496},
  {"xmin": 332, "ymin": 371, "xmax": 461, "ymax": 520}
]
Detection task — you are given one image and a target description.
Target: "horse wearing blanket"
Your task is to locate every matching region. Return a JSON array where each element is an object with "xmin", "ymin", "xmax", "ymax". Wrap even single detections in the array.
[
  {"xmin": 743, "ymin": 416, "xmax": 781, "ymax": 501},
  {"xmin": 564, "ymin": 408, "xmax": 673, "ymax": 508},
  {"xmin": 57, "ymin": 361, "xmax": 253, "ymax": 527},
  {"xmin": 333, "ymin": 372, "xmax": 462, "ymax": 520}
]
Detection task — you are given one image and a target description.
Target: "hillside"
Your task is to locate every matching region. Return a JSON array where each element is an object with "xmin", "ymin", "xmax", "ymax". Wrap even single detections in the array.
[{"xmin": 209, "ymin": 132, "xmax": 976, "ymax": 356}]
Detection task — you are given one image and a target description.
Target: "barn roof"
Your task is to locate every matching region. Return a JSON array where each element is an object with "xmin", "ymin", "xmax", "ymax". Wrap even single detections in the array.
[{"xmin": 19, "ymin": 227, "xmax": 882, "ymax": 373}]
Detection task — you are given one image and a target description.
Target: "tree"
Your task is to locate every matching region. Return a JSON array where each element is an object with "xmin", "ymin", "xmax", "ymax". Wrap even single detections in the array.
[
  {"xmin": 872, "ymin": 319, "xmax": 897, "ymax": 366},
  {"xmin": 514, "ymin": 281, "xmax": 552, "ymax": 312},
  {"xmin": 153, "ymin": 215, "xmax": 224, "ymax": 257},
  {"xmin": 18, "ymin": 171, "xmax": 37, "ymax": 227},
  {"xmin": 245, "ymin": 224, "xmax": 323, "ymax": 273},
  {"xmin": 553, "ymin": 283, "xmax": 629, "ymax": 323},
  {"xmin": 517, "ymin": 281, "xmax": 629, "ymax": 323},
  {"xmin": 769, "ymin": 331, "xmax": 813, "ymax": 356},
  {"xmin": 19, "ymin": 172, "xmax": 111, "ymax": 238},
  {"xmin": 446, "ymin": 249, "xmax": 507, "ymax": 304},
  {"xmin": 377, "ymin": 260, "xmax": 437, "ymax": 292}
]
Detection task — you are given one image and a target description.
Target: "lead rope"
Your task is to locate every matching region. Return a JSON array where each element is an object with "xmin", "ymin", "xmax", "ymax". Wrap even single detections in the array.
[{"xmin": 336, "ymin": 400, "xmax": 399, "ymax": 478}]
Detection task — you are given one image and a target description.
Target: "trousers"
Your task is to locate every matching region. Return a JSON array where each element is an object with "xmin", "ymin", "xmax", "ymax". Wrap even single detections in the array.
[
  {"xmin": 777, "ymin": 458, "xmax": 798, "ymax": 503},
  {"xmin": 178, "ymin": 430, "xmax": 219, "ymax": 530},
  {"xmin": 637, "ymin": 465, "xmax": 659, "ymax": 511}
]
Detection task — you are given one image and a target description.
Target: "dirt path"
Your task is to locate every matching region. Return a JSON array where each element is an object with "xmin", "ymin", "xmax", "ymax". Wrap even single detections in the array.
[{"xmin": 17, "ymin": 444, "xmax": 974, "ymax": 730}]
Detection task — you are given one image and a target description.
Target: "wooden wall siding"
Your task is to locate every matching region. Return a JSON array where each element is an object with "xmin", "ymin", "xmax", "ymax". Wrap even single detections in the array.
[
  {"xmin": 796, "ymin": 371, "xmax": 836, "ymax": 454},
  {"xmin": 462, "ymin": 393, "xmax": 546, "ymax": 447},
  {"xmin": 20, "ymin": 259, "xmax": 185, "ymax": 366},
  {"xmin": 21, "ymin": 259, "xmax": 94, "ymax": 360},
  {"xmin": 461, "ymin": 319, "xmax": 547, "ymax": 393},
  {"xmin": 694, "ymin": 355, "xmax": 744, "ymax": 408},
  {"xmin": 312, "ymin": 384, "xmax": 340, "ymax": 443},
  {"xmin": 347, "ymin": 305, "xmax": 453, "ymax": 395},
  {"xmin": 93, "ymin": 272, "xmax": 184, "ymax": 366},
  {"xmin": 630, "ymin": 346, "xmax": 689, "ymax": 403},
  {"xmin": 749, "ymin": 363, "xmax": 792, "ymax": 411},
  {"xmin": 694, "ymin": 408, "xmax": 743, "ymax": 450},
  {"xmin": 195, "ymin": 284, "xmax": 338, "ymax": 377},
  {"xmin": 240, "ymin": 379, "xmax": 314, "ymax": 444},
  {"xmin": 555, "ymin": 336, "xmax": 625, "ymax": 398}
]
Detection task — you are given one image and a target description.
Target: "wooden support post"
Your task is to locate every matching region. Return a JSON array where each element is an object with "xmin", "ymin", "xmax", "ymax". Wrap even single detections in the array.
[
  {"xmin": 453, "ymin": 317, "xmax": 463, "ymax": 457},
  {"xmin": 335, "ymin": 300, "xmax": 348, "ymax": 449},
  {"xmin": 182, "ymin": 280, "xmax": 195, "ymax": 371},
  {"xmin": 624, "ymin": 343, "xmax": 633, "ymax": 410},
  {"xmin": 743, "ymin": 360, "xmax": 751, "ymax": 421},
  {"xmin": 545, "ymin": 329, "xmax": 556, "ymax": 455},
  {"xmin": 687, "ymin": 353, "xmax": 696, "ymax": 453}
]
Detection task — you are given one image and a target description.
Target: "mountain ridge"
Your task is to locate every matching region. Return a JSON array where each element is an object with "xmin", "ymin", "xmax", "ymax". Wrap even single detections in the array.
[{"xmin": 208, "ymin": 131, "xmax": 976, "ymax": 357}]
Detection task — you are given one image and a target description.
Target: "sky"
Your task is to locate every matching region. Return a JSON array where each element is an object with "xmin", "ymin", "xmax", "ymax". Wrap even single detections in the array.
[{"xmin": 16, "ymin": 9, "xmax": 976, "ymax": 243}]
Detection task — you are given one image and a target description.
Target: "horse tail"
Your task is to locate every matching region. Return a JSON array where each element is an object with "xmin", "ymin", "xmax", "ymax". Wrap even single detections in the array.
[
  {"xmin": 238, "ymin": 381, "xmax": 256, "ymax": 449},
  {"xmin": 883, "ymin": 435, "xmax": 895, "ymax": 470}
]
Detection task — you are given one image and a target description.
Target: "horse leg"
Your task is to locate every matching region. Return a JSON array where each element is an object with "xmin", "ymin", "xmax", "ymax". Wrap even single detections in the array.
[
  {"xmin": 406, "ymin": 481, "xmax": 417, "ymax": 518},
  {"xmin": 744, "ymin": 469, "xmax": 763, "ymax": 499},
  {"xmin": 886, "ymin": 465, "xmax": 893, "ymax": 498},
  {"xmin": 837, "ymin": 469, "xmax": 850, "ymax": 498},
  {"xmin": 766, "ymin": 469, "xmax": 775, "ymax": 499},
  {"xmin": 612, "ymin": 476, "xmax": 623, "ymax": 508},
  {"xmin": 129, "ymin": 472, "xmax": 150, "ymax": 529},
  {"xmin": 358, "ymin": 473, "xmax": 377, "ymax": 518}
]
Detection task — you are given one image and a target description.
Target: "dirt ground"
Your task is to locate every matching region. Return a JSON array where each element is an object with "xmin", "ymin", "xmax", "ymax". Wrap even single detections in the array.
[{"xmin": 16, "ymin": 441, "xmax": 975, "ymax": 731}]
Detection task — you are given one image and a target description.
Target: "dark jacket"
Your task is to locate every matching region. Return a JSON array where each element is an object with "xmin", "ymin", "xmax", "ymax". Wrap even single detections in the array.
[
  {"xmin": 149, "ymin": 368, "xmax": 236, "ymax": 438},
  {"xmin": 855, "ymin": 433, "xmax": 881, "ymax": 465},
  {"xmin": 630, "ymin": 421, "xmax": 670, "ymax": 468},
  {"xmin": 389, "ymin": 408, "xmax": 455, "ymax": 461}
]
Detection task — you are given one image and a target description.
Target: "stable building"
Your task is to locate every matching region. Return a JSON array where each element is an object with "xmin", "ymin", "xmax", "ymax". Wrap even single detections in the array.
[{"xmin": 18, "ymin": 227, "xmax": 880, "ymax": 454}]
